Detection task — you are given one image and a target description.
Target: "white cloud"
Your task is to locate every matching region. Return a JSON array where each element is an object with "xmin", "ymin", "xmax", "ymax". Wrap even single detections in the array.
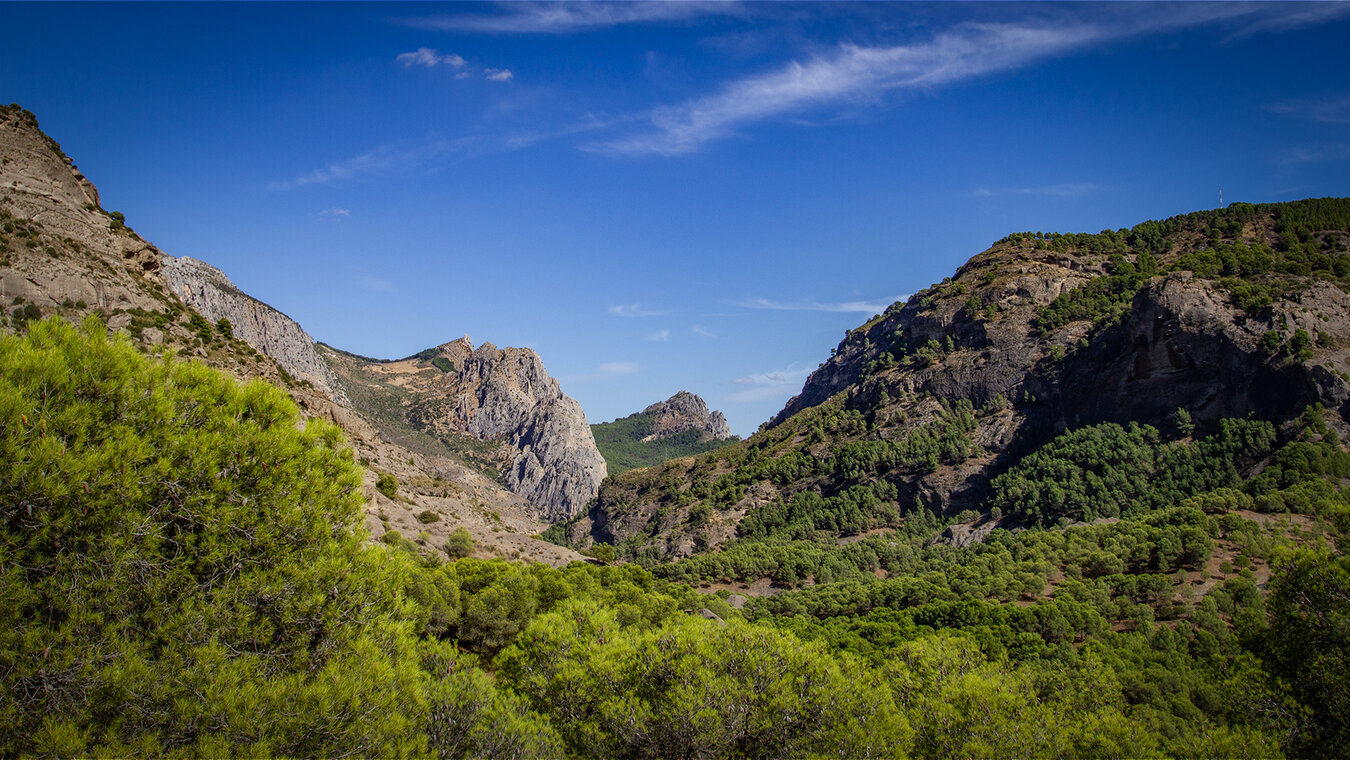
[
  {"xmin": 972, "ymin": 182, "xmax": 1106, "ymax": 199},
  {"xmin": 397, "ymin": 47, "xmax": 468, "ymax": 68},
  {"xmin": 562, "ymin": 361, "xmax": 642, "ymax": 384},
  {"xmin": 599, "ymin": 362, "xmax": 640, "ymax": 375},
  {"xmin": 358, "ymin": 274, "xmax": 394, "ymax": 293},
  {"xmin": 590, "ymin": 21, "xmax": 1106, "ymax": 155},
  {"xmin": 692, "ymin": 325, "xmax": 715, "ymax": 338},
  {"xmin": 485, "ymin": 68, "xmax": 514, "ymax": 82},
  {"xmin": 607, "ymin": 303, "xmax": 673, "ymax": 317},
  {"xmin": 728, "ymin": 363, "xmax": 813, "ymax": 402},
  {"xmin": 734, "ymin": 296, "xmax": 902, "ymax": 314},
  {"xmin": 645, "ymin": 329, "xmax": 671, "ymax": 342},
  {"xmin": 1268, "ymin": 93, "xmax": 1350, "ymax": 125},
  {"xmin": 1278, "ymin": 144, "xmax": 1350, "ymax": 167},
  {"xmin": 586, "ymin": 4, "xmax": 1344, "ymax": 156},
  {"xmin": 402, "ymin": 2, "xmax": 741, "ymax": 35},
  {"xmin": 317, "ymin": 207, "xmax": 350, "ymax": 220}
]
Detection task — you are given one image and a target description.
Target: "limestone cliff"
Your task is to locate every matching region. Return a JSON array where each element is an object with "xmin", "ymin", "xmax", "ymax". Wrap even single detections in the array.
[
  {"xmin": 454, "ymin": 342, "xmax": 607, "ymax": 519},
  {"xmin": 160, "ymin": 255, "xmax": 347, "ymax": 404},
  {"xmin": 641, "ymin": 391, "xmax": 733, "ymax": 441}
]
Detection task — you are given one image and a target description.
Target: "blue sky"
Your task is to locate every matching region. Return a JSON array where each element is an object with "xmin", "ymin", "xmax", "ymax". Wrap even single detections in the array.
[{"xmin": 4, "ymin": 2, "xmax": 1350, "ymax": 435}]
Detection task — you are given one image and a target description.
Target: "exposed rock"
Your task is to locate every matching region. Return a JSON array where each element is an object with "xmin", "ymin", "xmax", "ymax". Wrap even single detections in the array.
[
  {"xmin": 160, "ymin": 255, "xmax": 347, "ymax": 404},
  {"xmin": 454, "ymin": 342, "xmax": 607, "ymax": 518},
  {"xmin": 641, "ymin": 390, "xmax": 733, "ymax": 441}
]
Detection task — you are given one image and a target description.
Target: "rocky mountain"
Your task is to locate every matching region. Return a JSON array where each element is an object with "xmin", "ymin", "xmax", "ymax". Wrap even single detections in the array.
[
  {"xmin": 642, "ymin": 390, "xmax": 734, "ymax": 441},
  {"xmin": 591, "ymin": 391, "xmax": 739, "ymax": 476},
  {"xmin": 0, "ymin": 103, "xmax": 595, "ymax": 562},
  {"xmin": 160, "ymin": 255, "xmax": 348, "ymax": 404},
  {"xmin": 568, "ymin": 198, "xmax": 1350, "ymax": 559}
]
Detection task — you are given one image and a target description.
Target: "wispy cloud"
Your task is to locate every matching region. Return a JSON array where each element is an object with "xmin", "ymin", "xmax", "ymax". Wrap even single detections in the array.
[
  {"xmin": 485, "ymin": 68, "xmax": 514, "ymax": 82},
  {"xmin": 645, "ymin": 329, "xmax": 671, "ymax": 342},
  {"xmin": 1222, "ymin": 2, "xmax": 1350, "ymax": 41},
  {"xmin": 397, "ymin": 47, "xmax": 468, "ymax": 68},
  {"xmin": 607, "ymin": 303, "xmax": 673, "ymax": 317},
  {"xmin": 734, "ymin": 296, "xmax": 902, "ymax": 315},
  {"xmin": 1278, "ymin": 144, "xmax": 1350, "ymax": 167},
  {"xmin": 586, "ymin": 4, "xmax": 1343, "ymax": 156},
  {"xmin": 589, "ymin": 21, "xmax": 1107, "ymax": 155},
  {"xmin": 273, "ymin": 137, "xmax": 486, "ymax": 189},
  {"xmin": 357, "ymin": 274, "xmax": 394, "ymax": 293},
  {"xmin": 561, "ymin": 361, "xmax": 642, "ymax": 384},
  {"xmin": 1268, "ymin": 92, "xmax": 1350, "ymax": 125},
  {"xmin": 692, "ymin": 325, "xmax": 715, "ymax": 338},
  {"xmin": 972, "ymin": 182, "xmax": 1107, "ymax": 199},
  {"xmin": 402, "ymin": 2, "xmax": 741, "ymax": 35},
  {"xmin": 317, "ymin": 207, "xmax": 350, "ymax": 220},
  {"xmin": 728, "ymin": 363, "xmax": 812, "ymax": 402}
]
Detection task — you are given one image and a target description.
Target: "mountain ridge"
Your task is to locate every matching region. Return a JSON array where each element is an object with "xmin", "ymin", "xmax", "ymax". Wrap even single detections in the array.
[{"xmin": 566, "ymin": 197, "xmax": 1350, "ymax": 561}]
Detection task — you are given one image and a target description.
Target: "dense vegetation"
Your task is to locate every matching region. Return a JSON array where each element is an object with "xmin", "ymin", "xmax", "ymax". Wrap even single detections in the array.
[
  {"xmin": 5, "ymin": 309, "xmax": 1349, "ymax": 757},
  {"xmin": 1028, "ymin": 197, "xmax": 1350, "ymax": 332},
  {"xmin": 591, "ymin": 409, "xmax": 738, "ymax": 475}
]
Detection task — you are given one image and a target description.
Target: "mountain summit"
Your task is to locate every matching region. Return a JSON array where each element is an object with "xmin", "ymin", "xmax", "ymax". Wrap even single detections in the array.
[{"xmin": 641, "ymin": 390, "xmax": 734, "ymax": 441}]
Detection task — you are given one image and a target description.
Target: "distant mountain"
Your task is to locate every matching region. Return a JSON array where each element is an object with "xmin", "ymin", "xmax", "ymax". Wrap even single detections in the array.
[{"xmin": 592, "ymin": 391, "xmax": 738, "ymax": 475}]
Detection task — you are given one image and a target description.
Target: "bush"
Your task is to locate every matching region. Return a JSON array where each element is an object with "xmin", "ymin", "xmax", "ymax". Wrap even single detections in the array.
[
  {"xmin": 417, "ymin": 509, "xmax": 440, "ymax": 524},
  {"xmin": 376, "ymin": 471, "xmax": 398, "ymax": 499},
  {"xmin": 431, "ymin": 356, "xmax": 454, "ymax": 373},
  {"xmin": 445, "ymin": 527, "xmax": 475, "ymax": 559}
]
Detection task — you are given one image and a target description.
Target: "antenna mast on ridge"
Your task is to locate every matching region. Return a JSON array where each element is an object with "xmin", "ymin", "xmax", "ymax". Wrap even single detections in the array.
[{"xmin": 1219, "ymin": 185, "xmax": 1223, "ymax": 208}]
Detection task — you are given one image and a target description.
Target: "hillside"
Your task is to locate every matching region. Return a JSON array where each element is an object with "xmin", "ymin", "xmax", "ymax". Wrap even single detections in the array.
[
  {"xmin": 568, "ymin": 198, "xmax": 1350, "ymax": 563},
  {"xmin": 0, "ymin": 103, "xmax": 587, "ymax": 565},
  {"xmin": 591, "ymin": 391, "xmax": 739, "ymax": 475}
]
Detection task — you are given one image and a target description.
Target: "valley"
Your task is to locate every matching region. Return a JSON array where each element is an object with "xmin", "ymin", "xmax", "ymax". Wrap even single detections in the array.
[{"xmin": 3, "ymin": 101, "xmax": 1350, "ymax": 758}]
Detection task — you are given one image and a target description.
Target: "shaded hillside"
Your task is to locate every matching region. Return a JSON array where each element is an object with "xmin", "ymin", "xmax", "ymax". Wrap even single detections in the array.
[
  {"xmin": 568, "ymin": 198, "xmax": 1350, "ymax": 563},
  {"xmin": 592, "ymin": 391, "xmax": 739, "ymax": 475}
]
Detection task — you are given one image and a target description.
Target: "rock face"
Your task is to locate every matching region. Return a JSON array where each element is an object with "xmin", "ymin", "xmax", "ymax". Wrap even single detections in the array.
[
  {"xmin": 453, "ymin": 342, "xmax": 607, "ymax": 518},
  {"xmin": 160, "ymin": 255, "xmax": 347, "ymax": 404},
  {"xmin": 641, "ymin": 391, "xmax": 734, "ymax": 441}
]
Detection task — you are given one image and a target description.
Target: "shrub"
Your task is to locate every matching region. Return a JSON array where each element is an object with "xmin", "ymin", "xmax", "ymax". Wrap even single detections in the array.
[
  {"xmin": 445, "ymin": 527, "xmax": 475, "ymax": 559},
  {"xmin": 417, "ymin": 509, "xmax": 440, "ymax": 524},
  {"xmin": 376, "ymin": 471, "xmax": 398, "ymax": 499}
]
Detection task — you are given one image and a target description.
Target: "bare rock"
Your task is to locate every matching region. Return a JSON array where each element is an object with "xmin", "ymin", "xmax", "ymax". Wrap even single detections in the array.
[
  {"xmin": 455, "ymin": 342, "xmax": 606, "ymax": 518},
  {"xmin": 159, "ymin": 255, "xmax": 347, "ymax": 405},
  {"xmin": 640, "ymin": 390, "xmax": 734, "ymax": 441}
]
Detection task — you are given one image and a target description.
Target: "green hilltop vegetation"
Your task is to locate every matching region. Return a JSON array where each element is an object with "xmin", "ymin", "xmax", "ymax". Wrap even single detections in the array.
[
  {"xmin": 592, "ymin": 409, "xmax": 739, "ymax": 476},
  {"xmin": 4, "ymin": 198, "xmax": 1350, "ymax": 759}
]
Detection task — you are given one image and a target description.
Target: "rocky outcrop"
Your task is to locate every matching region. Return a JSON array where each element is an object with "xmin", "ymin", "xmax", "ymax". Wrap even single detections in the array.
[
  {"xmin": 453, "ymin": 342, "xmax": 606, "ymax": 518},
  {"xmin": 160, "ymin": 255, "xmax": 347, "ymax": 404},
  {"xmin": 641, "ymin": 391, "xmax": 733, "ymax": 441}
]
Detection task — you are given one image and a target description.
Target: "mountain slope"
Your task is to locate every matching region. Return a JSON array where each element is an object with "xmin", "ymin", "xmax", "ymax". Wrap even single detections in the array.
[
  {"xmin": 0, "ymin": 104, "xmax": 587, "ymax": 563},
  {"xmin": 567, "ymin": 199, "xmax": 1350, "ymax": 561}
]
